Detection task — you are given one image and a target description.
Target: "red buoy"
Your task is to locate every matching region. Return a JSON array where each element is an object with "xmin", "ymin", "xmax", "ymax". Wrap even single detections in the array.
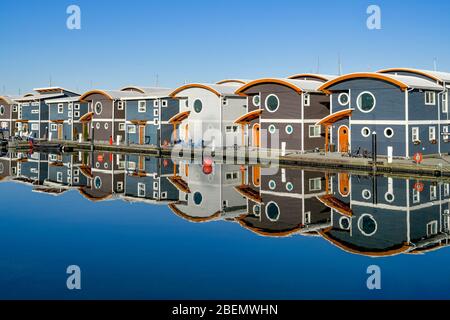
[
  {"xmin": 203, "ymin": 157, "xmax": 214, "ymax": 166},
  {"xmin": 203, "ymin": 165, "xmax": 213, "ymax": 175}
]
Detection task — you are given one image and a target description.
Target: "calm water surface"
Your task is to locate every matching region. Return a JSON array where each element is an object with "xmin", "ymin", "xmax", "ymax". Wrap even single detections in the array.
[{"xmin": 0, "ymin": 150, "xmax": 449, "ymax": 300}]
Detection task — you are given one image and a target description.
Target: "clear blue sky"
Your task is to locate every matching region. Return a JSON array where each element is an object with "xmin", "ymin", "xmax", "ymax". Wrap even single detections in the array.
[{"xmin": 1, "ymin": 0, "xmax": 450, "ymax": 95}]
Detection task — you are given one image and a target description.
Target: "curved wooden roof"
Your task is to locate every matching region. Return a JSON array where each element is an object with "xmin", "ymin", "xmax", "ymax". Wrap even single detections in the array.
[{"xmin": 235, "ymin": 78, "xmax": 305, "ymax": 96}]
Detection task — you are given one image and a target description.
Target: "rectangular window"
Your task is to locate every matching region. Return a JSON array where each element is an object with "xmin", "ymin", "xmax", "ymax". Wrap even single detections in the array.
[
  {"xmin": 68, "ymin": 103, "xmax": 73, "ymax": 111},
  {"xmin": 138, "ymin": 101, "xmax": 146, "ymax": 113},
  {"xmin": 128, "ymin": 125, "xmax": 136, "ymax": 134},
  {"xmin": 13, "ymin": 106, "xmax": 17, "ymax": 112},
  {"xmin": 117, "ymin": 101, "xmax": 124, "ymax": 110},
  {"xmin": 309, "ymin": 125, "xmax": 321, "ymax": 138},
  {"xmin": 305, "ymin": 212, "xmax": 312, "ymax": 224},
  {"xmin": 31, "ymin": 109, "xmax": 39, "ymax": 114},
  {"xmin": 58, "ymin": 104, "xmax": 64, "ymax": 114},
  {"xmin": 429, "ymin": 126, "xmax": 436, "ymax": 141},
  {"xmin": 68, "ymin": 111, "xmax": 72, "ymax": 117},
  {"xmin": 153, "ymin": 100, "xmax": 159, "ymax": 108},
  {"xmin": 153, "ymin": 181, "xmax": 159, "ymax": 190},
  {"xmin": 445, "ymin": 184, "xmax": 450, "ymax": 197},
  {"xmin": 161, "ymin": 192, "xmax": 167, "ymax": 199},
  {"xmin": 153, "ymin": 109, "xmax": 159, "ymax": 117},
  {"xmin": 51, "ymin": 124, "xmax": 57, "ymax": 131},
  {"xmin": 304, "ymin": 93, "xmax": 311, "ymax": 107},
  {"xmin": 154, "ymin": 119, "xmax": 159, "ymax": 126},
  {"xmin": 117, "ymin": 182, "xmax": 124, "ymax": 192},
  {"xmin": 427, "ymin": 221, "xmax": 438, "ymax": 236},
  {"xmin": 444, "ymin": 126, "xmax": 449, "ymax": 142},
  {"xmin": 412, "ymin": 127, "xmax": 420, "ymax": 142},
  {"xmin": 74, "ymin": 104, "xmax": 80, "ymax": 110},
  {"xmin": 443, "ymin": 93, "xmax": 448, "ymax": 113},
  {"xmin": 309, "ymin": 178, "xmax": 322, "ymax": 191},
  {"xmin": 425, "ymin": 91, "xmax": 436, "ymax": 105},
  {"xmin": 222, "ymin": 98, "xmax": 228, "ymax": 106},
  {"xmin": 162, "ymin": 100, "xmax": 168, "ymax": 107},
  {"xmin": 31, "ymin": 123, "xmax": 39, "ymax": 131},
  {"xmin": 74, "ymin": 111, "xmax": 80, "ymax": 117},
  {"xmin": 430, "ymin": 185, "xmax": 437, "ymax": 201},
  {"xmin": 413, "ymin": 189, "xmax": 420, "ymax": 204},
  {"xmin": 57, "ymin": 172, "xmax": 63, "ymax": 183},
  {"xmin": 31, "ymin": 102, "xmax": 39, "ymax": 107},
  {"xmin": 138, "ymin": 183, "xmax": 146, "ymax": 197},
  {"xmin": 119, "ymin": 123, "xmax": 125, "ymax": 131},
  {"xmin": 226, "ymin": 126, "xmax": 233, "ymax": 133},
  {"xmin": 73, "ymin": 177, "xmax": 79, "ymax": 184},
  {"xmin": 1, "ymin": 122, "xmax": 7, "ymax": 129},
  {"xmin": 127, "ymin": 161, "xmax": 136, "ymax": 171}
]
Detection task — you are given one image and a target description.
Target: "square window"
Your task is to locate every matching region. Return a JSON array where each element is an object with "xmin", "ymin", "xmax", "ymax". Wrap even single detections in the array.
[
  {"xmin": 74, "ymin": 111, "xmax": 80, "ymax": 117},
  {"xmin": 425, "ymin": 91, "xmax": 436, "ymax": 105},
  {"xmin": 128, "ymin": 125, "xmax": 136, "ymax": 134},
  {"xmin": 117, "ymin": 182, "xmax": 124, "ymax": 192},
  {"xmin": 138, "ymin": 183, "xmax": 146, "ymax": 197},
  {"xmin": 119, "ymin": 123, "xmax": 125, "ymax": 131},
  {"xmin": 309, "ymin": 125, "xmax": 321, "ymax": 138},
  {"xmin": 162, "ymin": 100, "xmax": 168, "ymax": 107},
  {"xmin": 304, "ymin": 93, "xmax": 311, "ymax": 107},
  {"xmin": 58, "ymin": 104, "xmax": 64, "ymax": 114},
  {"xmin": 74, "ymin": 104, "xmax": 80, "ymax": 110},
  {"xmin": 138, "ymin": 101, "xmax": 146, "ymax": 113},
  {"xmin": 153, "ymin": 109, "xmax": 159, "ymax": 117},
  {"xmin": 309, "ymin": 178, "xmax": 322, "ymax": 191},
  {"xmin": 153, "ymin": 100, "xmax": 159, "ymax": 108},
  {"xmin": 117, "ymin": 101, "xmax": 124, "ymax": 110},
  {"xmin": 427, "ymin": 221, "xmax": 438, "ymax": 236},
  {"xmin": 31, "ymin": 123, "xmax": 39, "ymax": 131}
]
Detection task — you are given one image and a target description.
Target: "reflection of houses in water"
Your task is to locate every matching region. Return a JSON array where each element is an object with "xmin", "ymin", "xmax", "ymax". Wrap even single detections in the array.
[
  {"xmin": 318, "ymin": 173, "xmax": 450, "ymax": 256},
  {"xmin": 0, "ymin": 151, "xmax": 18, "ymax": 183},
  {"xmin": 78, "ymin": 151, "xmax": 125, "ymax": 202},
  {"xmin": 236, "ymin": 166, "xmax": 332, "ymax": 237},
  {"xmin": 13, "ymin": 152, "xmax": 48, "ymax": 186},
  {"xmin": 168, "ymin": 162, "xmax": 247, "ymax": 222},
  {"xmin": 121, "ymin": 155, "xmax": 179, "ymax": 204}
]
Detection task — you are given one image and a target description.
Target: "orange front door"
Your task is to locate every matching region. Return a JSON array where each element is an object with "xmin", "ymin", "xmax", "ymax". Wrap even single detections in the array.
[
  {"xmin": 252, "ymin": 166, "xmax": 261, "ymax": 187},
  {"xmin": 338, "ymin": 126, "xmax": 349, "ymax": 153},
  {"xmin": 253, "ymin": 124, "xmax": 260, "ymax": 147},
  {"xmin": 139, "ymin": 126, "xmax": 145, "ymax": 145},
  {"xmin": 58, "ymin": 124, "xmax": 63, "ymax": 140}
]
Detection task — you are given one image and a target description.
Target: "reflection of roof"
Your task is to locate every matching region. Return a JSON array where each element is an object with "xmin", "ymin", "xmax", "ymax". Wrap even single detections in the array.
[
  {"xmin": 319, "ymin": 72, "xmax": 443, "ymax": 93},
  {"xmin": 168, "ymin": 111, "xmax": 190, "ymax": 125},
  {"xmin": 317, "ymin": 195, "xmax": 352, "ymax": 216},
  {"xmin": 378, "ymin": 68, "xmax": 450, "ymax": 83},
  {"xmin": 170, "ymin": 83, "xmax": 239, "ymax": 98},
  {"xmin": 121, "ymin": 195, "xmax": 175, "ymax": 206},
  {"xmin": 168, "ymin": 176, "xmax": 191, "ymax": 193},
  {"xmin": 168, "ymin": 203, "xmax": 221, "ymax": 223},
  {"xmin": 234, "ymin": 110, "xmax": 263, "ymax": 125},
  {"xmin": 236, "ymin": 78, "xmax": 324, "ymax": 95},
  {"xmin": 236, "ymin": 215, "xmax": 303, "ymax": 237},
  {"xmin": 319, "ymin": 230, "xmax": 411, "ymax": 257},
  {"xmin": 78, "ymin": 187, "xmax": 113, "ymax": 202},
  {"xmin": 234, "ymin": 185, "xmax": 262, "ymax": 203},
  {"xmin": 288, "ymin": 73, "xmax": 337, "ymax": 82}
]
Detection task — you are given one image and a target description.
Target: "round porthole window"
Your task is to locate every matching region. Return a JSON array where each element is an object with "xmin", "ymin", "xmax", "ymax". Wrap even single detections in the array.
[
  {"xmin": 95, "ymin": 122, "xmax": 101, "ymax": 130},
  {"xmin": 357, "ymin": 92, "xmax": 376, "ymax": 113},
  {"xmin": 339, "ymin": 217, "xmax": 351, "ymax": 230},
  {"xmin": 286, "ymin": 182, "xmax": 294, "ymax": 192},
  {"xmin": 385, "ymin": 192, "xmax": 395, "ymax": 203},
  {"xmin": 253, "ymin": 205, "xmax": 261, "ymax": 216},
  {"xmin": 95, "ymin": 162, "xmax": 100, "ymax": 169},
  {"xmin": 361, "ymin": 127, "xmax": 371, "ymax": 138},
  {"xmin": 0, "ymin": 105, "xmax": 4, "ymax": 115},
  {"xmin": 358, "ymin": 214, "xmax": 377, "ymax": 236},
  {"xmin": 94, "ymin": 102, "xmax": 102, "ymax": 115},
  {"xmin": 268, "ymin": 125, "xmax": 277, "ymax": 135},
  {"xmin": 193, "ymin": 99, "xmax": 203, "ymax": 113},
  {"xmin": 265, "ymin": 202, "xmax": 280, "ymax": 222},
  {"xmin": 384, "ymin": 127, "xmax": 394, "ymax": 138},
  {"xmin": 104, "ymin": 123, "xmax": 109, "ymax": 130},
  {"xmin": 252, "ymin": 95, "xmax": 261, "ymax": 107},
  {"xmin": 94, "ymin": 176, "xmax": 102, "ymax": 189},
  {"xmin": 338, "ymin": 93, "xmax": 350, "ymax": 106},
  {"xmin": 362, "ymin": 189, "xmax": 372, "ymax": 200},
  {"xmin": 285, "ymin": 125, "xmax": 294, "ymax": 135},
  {"xmin": 193, "ymin": 192, "xmax": 203, "ymax": 205},
  {"xmin": 265, "ymin": 94, "xmax": 280, "ymax": 113},
  {"xmin": 268, "ymin": 180, "xmax": 277, "ymax": 190},
  {"xmin": 104, "ymin": 162, "xmax": 109, "ymax": 169}
]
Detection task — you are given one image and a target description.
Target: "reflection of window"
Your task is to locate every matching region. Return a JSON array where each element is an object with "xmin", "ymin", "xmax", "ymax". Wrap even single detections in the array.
[
  {"xmin": 413, "ymin": 189, "xmax": 420, "ymax": 204},
  {"xmin": 309, "ymin": 125, "xmax": 321, "ymax": 138},
  {"xmin": 358, "ymin": 214, "xmax": 377, "ymax": 236},
  {"xmin": 50, "ymin": 124, "xmax": 57, "ymax": 131},
  {"xmin": 265, "ymin": 202, "xmax": 280, "ymax": 222},
  {"xmin": 268, "ymin": 180, "xmax": 276, "ymax": 190},
  {"xmin": 193, "ymin": 99, "xmax": 203, "ymax": 113},
  {"xmin": 425, "ymin": 91, "xmax": 436, "ymax": 105},
  {"xmin": 444, "ymin": 184, "xmax": 450, "ymax": 197},
  {"xmin": 443, "ymin": 93, "xmax": 448, "ymax": 113},
  {"xmin": 138, "ymin": 183, "xmax": 146, "ymax": 198},
  {"xmin": 74, "ymin": 104, "xmax": 80, "ymax": 110},
  {"xmin": 128, "ymin": 125, "xmax": 136, "ymax": 134},
  {"xmin": 117, "ymin": 101, "xmax": 124, "ymax": 110},
  {"xmin": 339, "ymin": 217, "xmax": 351, "ymax": 230},
  {"xmin": 362, "ymin": 189, "xmax": 372, "ymax": 200},
  {"xmin": 193, "ymin": 192, "xmax": 203, "ymax": 205},
  {"xmin": 427, "ymin": 221, "xmax": 438, "ymax": 236},
  {"xmin": 309, "ymin": 178, "xmax": 322, "ymax": 191},
  {"xmin": 304, "ymin": 211, "xmax": 311, "ymax": 224},
  {"xmin": 268, "ymin": 125, "xmax": 277, "ymax": 135},
  {"xmin": 225, "ymin": 172, "xmax": 238, "ymax": 180},
  {"xmin": 119, "ymin": 123, "xmax": 125, "ymax": 131},
  {"xmin": 94, "ymin": 176, "xmax": 102, "ymax": 189},
  {"xmin": 430, "ymin": 185, "xmax": 437, "ymax": 201},
  {"xmin": 31, "ymin": 123, "xmax": 39, "ymax": 131},
  {"xmin": 285, "ymin": 125, "xmax": 294, "ymax": 135},
  {"xmin": 58, "ymin": 104, "xmax": 64, "ymax": 114},
  {"xmin": 0, "ymin": 105, "xmax": 4, "ymax": 115},
  {"xmin": 57, "ymin": 172, "xmax": 63, "ymax": 182}
]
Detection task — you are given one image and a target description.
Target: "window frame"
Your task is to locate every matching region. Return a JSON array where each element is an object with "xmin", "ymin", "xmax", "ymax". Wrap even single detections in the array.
[
  {"xmin": 412, "ymin": 127, "xmax": 420, "ymax": 142},
  {"xmin": 138, "ymin": 100, "xmax": 147, "ymax": 113},
  {"xmin": 57, "ymin": 103, "xmax": 64, "ymax": 114},
  {"xmin": 425, "ymin": 91, "xmax": 436, "ymax": 106},
  {"xmin": 356, "ymin": 91, "xmax": 376, "ymax": 113},
  {"xmin": 309, "ymin": 125, "xmax": 321, "ymax": 138}
]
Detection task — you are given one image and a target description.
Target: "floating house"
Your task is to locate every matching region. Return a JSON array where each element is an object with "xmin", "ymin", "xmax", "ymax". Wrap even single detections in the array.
[
  {"xmin": 0, "ymin": 96, "xmax": 19, "ymax": 138},
  {"xmin": 14, "ymin": 87, "xmax": 79, "ymax": 139},
  {"xmin": 167, "ymin": 162, "xmax": 247, "ymax": 223},
  {"xmin": 317, "ymin": 173, "xmax": 450, "ymax": 256},
  {"xmin": 0, "ymin": 151, "xmax": 17, "ymax": 183},
  {"xmin": 79, "ymin": 86, "xmax": 180, "ymax": 146},
  {"xmin": 46, "ymin": 96, "xmax": 89, "ymax": 141},
  {"xmin": 317, "ymin": 73, "xmax": 445, "ymax": 158},
  {"xmin": 14, "ymin": 152, "xmax": 49, "ymax": 186},
  {"xmin": 169, "ymin": 83, "xmax": 248, "ymax": 148},
  {"xmin": 46, "ymin": 152, "xmax": 88, "ymax": 189},
  {"xmin": 235, "ymin": 78, "xmax": 332, "ymax": 153},
  {"xmin": 236, "ymin": 166, "xmax": 331, "ymax": 237},
  {"xmin": 122, "ymin": 155, "xmax": 179, "ymax": 204}
]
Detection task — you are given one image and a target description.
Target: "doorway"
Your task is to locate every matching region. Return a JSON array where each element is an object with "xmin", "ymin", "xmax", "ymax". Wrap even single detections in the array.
[
  {"xmin": 139, "ymin": 125, "xmax": 145, "ymax": 145},
  {"xmin": 252, "ymin": 124, "xmax": 260, "ymax": 148},
  {"xmin": 338, "ymin": 125, "xmax": 350, "ymax": 153}
]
